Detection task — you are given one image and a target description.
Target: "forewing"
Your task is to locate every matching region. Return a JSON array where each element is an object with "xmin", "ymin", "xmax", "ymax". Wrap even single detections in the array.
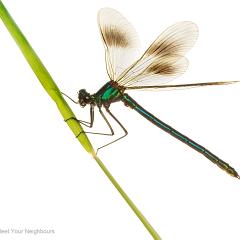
[
  {"xmin": 116, "ymin": 21, "xmax": 198, "ymax": 88},
  {"xmin": 98, "ymin": 8, "xmax": 140, "ymax": 81}
]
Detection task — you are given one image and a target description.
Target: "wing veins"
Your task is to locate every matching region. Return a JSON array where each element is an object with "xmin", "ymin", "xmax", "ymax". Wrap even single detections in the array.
[{"xmin": 125, "ymin": 81, "xmax": 239, "ymax": 90}]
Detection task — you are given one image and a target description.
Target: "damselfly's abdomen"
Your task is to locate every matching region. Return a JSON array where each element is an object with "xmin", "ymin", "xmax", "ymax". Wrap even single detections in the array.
[{"xmin": 122, "ymin": 93, "xmax": 239, "ymax": 178}]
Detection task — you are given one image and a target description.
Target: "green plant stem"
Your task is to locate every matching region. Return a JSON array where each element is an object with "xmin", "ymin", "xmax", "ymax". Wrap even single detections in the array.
[
  {"xmin": 0, "ymin": 1, "xmax": 161, "ymax": 239},
  {"xmin": 94, "ymin": 155, "xmax": 161, "ymax": 239}
]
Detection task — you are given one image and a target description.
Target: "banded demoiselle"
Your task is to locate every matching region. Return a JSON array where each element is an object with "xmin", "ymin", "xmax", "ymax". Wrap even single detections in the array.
[{"xmin": 63, "ymin": 8, "xmax": 239, "ymax": 179}]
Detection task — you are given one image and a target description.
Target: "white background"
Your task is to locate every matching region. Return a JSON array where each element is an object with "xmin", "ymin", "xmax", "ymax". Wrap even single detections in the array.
[{"xmin": 0, "ymin": 0, "xmax": 240, "ymax": 239}]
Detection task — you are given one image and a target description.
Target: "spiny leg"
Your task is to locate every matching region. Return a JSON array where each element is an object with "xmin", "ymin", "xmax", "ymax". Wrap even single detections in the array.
[
  {"xmin": 65, "ymin": 105, "xmax": 94, "ymax": 128},
  {"xmin": 62, "ymin": 92, "xmax": 94, "ymax": 127},
  {"xmin": 76, "ymin": 106, "xmax": 115, "ymax": 138},
  {"xmin": 61, "ymin": 92, "xmax": 79, "ymax": 104},
  {"xmin": 96, "ymin": 107, "xmax": 128, "ymax": 154}
]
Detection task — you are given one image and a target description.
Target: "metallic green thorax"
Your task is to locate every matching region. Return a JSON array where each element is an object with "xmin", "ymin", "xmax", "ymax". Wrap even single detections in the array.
[{"xmin": 95, "ymin": 81, "xmax": 123, "ymax": 105}]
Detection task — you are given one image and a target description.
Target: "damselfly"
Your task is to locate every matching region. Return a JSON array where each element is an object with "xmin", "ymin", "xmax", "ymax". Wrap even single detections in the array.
[{"xmin": 63, "ymin": 8, "xmax": 239, "ymax": 179}]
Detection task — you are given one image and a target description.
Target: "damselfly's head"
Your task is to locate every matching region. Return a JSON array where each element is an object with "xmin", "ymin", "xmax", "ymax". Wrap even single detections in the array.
[{"xmin": 78, "ymin": 89, "xmax": 92, "ymax": 107}]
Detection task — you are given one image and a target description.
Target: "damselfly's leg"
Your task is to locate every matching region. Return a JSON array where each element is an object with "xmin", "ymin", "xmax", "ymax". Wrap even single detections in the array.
[
  {"xmin": 61, "ymin": 92, "xmax": 78, "ymax": 104},
  {"xmin": 65, "ymin": 105, "xmax": 94, "ymax": 127},
  {"xmin": 96, "ymin": 107, "xmax": 128, "ymax": 154},
  {"xmin": 62, "ymin": 92, "xmax": 94, "ymax": 127},
  {"xmin": 76, "ymin": 106, "xmax": 114, "ymax": 138}
]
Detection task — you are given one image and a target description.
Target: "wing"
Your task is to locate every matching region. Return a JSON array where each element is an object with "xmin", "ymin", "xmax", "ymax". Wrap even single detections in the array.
[
  {"xmin": 116, "ymin": 21, "xmax": 198, "ymax": 88},
  {"xmin": 125, "ymin": 81, "xmax": 239, "ymax": 91},
  {"xmin": 98, "ymin": 8, "xmax": 140, "ymax": 81}
]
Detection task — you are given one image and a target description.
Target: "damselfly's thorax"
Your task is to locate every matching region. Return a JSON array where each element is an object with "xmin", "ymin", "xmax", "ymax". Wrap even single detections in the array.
[{"xmin": 94, "ymin": 81, "xmax": 125, "ymax": 106}]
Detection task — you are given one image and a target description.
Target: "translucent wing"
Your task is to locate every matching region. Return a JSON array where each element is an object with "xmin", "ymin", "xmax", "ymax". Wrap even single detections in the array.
[
  {"xmin": 116, "ymin": 21, "xmax": 198, "ymax": 88},
  {"xmin": 98, "ymin": 8, "xmax": 140, "ymax": 81},
  {"xmin": 126, "ymin": 81, "xmax": 239, "ymax": 91}
]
